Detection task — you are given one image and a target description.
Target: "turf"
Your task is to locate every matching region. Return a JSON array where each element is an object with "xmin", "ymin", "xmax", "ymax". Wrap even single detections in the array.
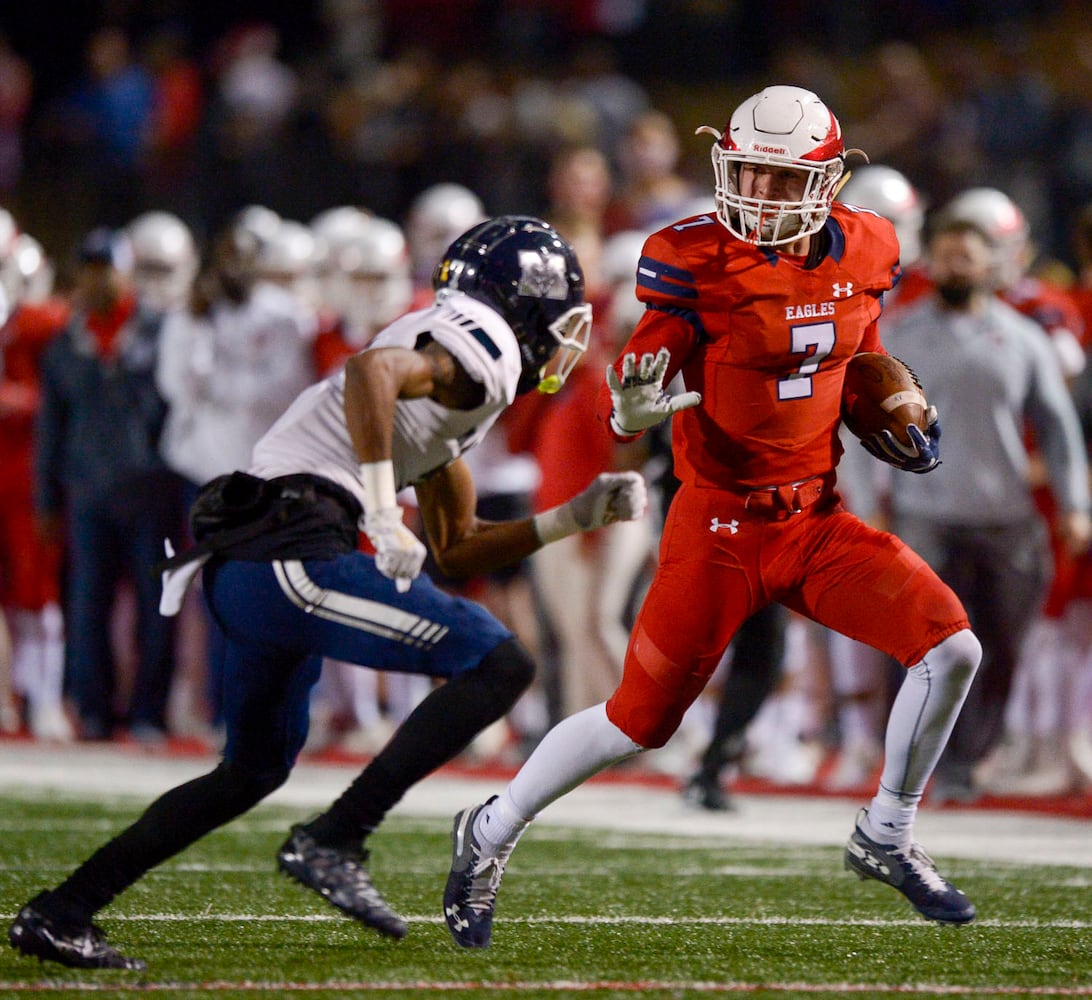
[{"xmin": 0, "ymin": 793, "xmax": 1089, "ymax": 998}]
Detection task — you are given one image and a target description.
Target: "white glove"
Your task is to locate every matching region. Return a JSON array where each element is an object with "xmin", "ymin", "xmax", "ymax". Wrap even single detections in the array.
[
  {"xmin": 364, "ymin": 506, "xmax": 427, "ymax": 593},
  {"xmin": 606, "ymin": 347, "xmax": 702, "ymax": 435},
  {"xmin": 534, "ymin": 471, "xmax": 648, "ymax": 544}
]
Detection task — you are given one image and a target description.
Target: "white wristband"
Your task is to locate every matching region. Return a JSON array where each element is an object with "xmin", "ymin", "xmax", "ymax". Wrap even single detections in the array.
[
  {"xmin": 360, "ymin": 459, "xmax": 399, "ymax": 513},
  {"xmin": 533, "ymin": 503, "xmax": 580, "ymax": 545}
]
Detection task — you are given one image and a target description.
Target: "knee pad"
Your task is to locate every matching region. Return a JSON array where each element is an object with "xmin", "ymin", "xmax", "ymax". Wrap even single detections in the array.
[{"xmin": 932, "ymin": 628, "xmax": 982, "ymax": 683}]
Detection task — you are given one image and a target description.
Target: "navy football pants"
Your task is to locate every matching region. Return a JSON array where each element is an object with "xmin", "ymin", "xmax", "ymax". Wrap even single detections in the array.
[{"xmin": 204, "ymin": 555, "xmax": 514, "ymax": 775}]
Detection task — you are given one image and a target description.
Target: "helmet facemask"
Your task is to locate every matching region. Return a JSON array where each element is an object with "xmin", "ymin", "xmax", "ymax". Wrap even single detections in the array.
[
  {"xmin": 710, "ymin": 147, "xmax": 844, "ymax": 246},
  {"xmin": 525, "ymin": 302, "xmax": 592, "ymax": 394}
]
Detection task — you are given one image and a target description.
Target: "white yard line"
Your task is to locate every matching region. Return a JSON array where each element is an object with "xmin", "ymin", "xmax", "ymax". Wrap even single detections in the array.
[{"xmin": 28, "ymin": 912, "xmax": 1092, "ymax": 929}]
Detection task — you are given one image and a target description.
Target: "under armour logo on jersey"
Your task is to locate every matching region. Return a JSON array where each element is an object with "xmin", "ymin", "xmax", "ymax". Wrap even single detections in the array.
[
  {"xmin": 832, "ymin": 281, "xmax": 854, "ymax": 297},
  {"xmin": 710, "ymin": 517, "xmax": 739, "ymax": 535},
  {"xmin": 517, "ymin": 250, "xmax": 569, "ymax": 299}
]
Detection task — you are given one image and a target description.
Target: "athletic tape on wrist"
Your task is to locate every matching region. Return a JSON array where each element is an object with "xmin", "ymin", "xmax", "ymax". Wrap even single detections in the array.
[
  {"xmin": 533, "ymin": 503, "xmax": 580, "ymax": 545},
  {"xmin": 360, "ymin": 459, "xmax": 399, "ymax": 513}
]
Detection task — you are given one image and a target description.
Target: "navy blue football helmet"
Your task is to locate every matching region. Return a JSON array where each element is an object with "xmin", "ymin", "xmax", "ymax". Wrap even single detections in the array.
[{"xmin": 433, "ymin": 215, "xmax": 592, "ymax": 394}]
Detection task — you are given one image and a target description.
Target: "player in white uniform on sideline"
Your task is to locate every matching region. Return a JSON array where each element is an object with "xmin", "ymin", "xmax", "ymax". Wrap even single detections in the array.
[{"xmin": 7, "ymin": 216, "xmax": 646, "ymax": 972}]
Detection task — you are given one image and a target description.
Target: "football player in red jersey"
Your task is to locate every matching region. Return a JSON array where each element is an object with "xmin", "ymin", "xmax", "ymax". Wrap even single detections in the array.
[
  {"xmin": 445, "ymin": 87, "xmax": 984, "ymax": 948},
  {"xmin": 0, "ymin": 230, "xmax": 71, "ymax": 741}
]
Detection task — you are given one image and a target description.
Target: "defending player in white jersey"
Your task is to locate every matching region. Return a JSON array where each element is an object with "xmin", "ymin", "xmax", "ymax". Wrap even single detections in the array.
[{"xmin": 7, "ymin": 216, "xmax": 646, "ymax": 972}]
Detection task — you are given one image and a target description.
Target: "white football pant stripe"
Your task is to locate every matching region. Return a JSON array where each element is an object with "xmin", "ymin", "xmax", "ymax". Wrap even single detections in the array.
[{"xmin": 273, "ymin": 560, "xmax": 449, "ymax": 649}]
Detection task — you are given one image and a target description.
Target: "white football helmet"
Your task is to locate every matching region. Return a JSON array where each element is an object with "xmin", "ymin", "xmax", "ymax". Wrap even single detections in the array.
[
  {"xmin": 329, "ymin": 215, "xmax": 413, "ymax": 343},
  {"xmin": 697, "ymin": 85, "xmax": 845, "ymax": 246},
  {"xmin": 310, "ymin": 206, "xmax": 372, "ymax": 294},
  {"xmin": 234, "ymin": 204, "xmax": 283, "ymax": 249},
  {"xmin": 310, "ymin": 205, "xmax": 373, "ymax": 255},
  {"xmin": 126, "ymin": 211, "xmax": 198, "ymax": 312},
  {"xmin": 838, "ymin": 165, "xmax": 925, "ymax": 266},
  {"xmin": 256, "ymin": 218, "xmax": 320, "ymax": 305},
  {"xmin": 4, "ymin": 234, "xmax": 55, "ymax": 305},
  {"xmin": 600, "ymin": 229, "xmax": 648, "ymax": 335},
  {"xmin": 937, "ymin": 187, "xmax": 1029, "ymax": 290},
  {"xmin": 0, "ymin": 208, "xmax": 17, "ymax": 260},
  {"xmin": 406, "ymin": 183, "xmax": 486, "ymax": 283},
  {"xmin": 0, "ymin": 210, "xmax": 22, "ymax": 319}
]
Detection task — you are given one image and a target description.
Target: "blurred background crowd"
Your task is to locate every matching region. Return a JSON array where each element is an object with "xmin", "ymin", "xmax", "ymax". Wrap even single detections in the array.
[{"xmin": 3, "ymin": 0, "xmax": 1092, "ymax": 808}]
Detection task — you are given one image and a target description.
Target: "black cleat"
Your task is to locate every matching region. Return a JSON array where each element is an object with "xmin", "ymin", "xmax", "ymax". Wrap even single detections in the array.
[
  {"xmin": 845, "ymin": 809, "xmax": 976, "ymax": 924},
  {"xmin": 8, "ymin": 893, "xmax": 146, "ymax": 970},
  {"xmin": 277, "ymin": 825, "xmax": 407, "ymax": 939},
  {"xmin": 682, "ymin": 772, "xmax": 735, "ymax": 812},
  {"xmin": 444, "ymin": 799, "xmax": 506, "ymax": 948}
]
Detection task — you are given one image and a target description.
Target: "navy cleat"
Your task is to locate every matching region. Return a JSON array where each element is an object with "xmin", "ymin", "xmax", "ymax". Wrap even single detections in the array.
[
  {"xmin": 8, "ymin": 893, "xmax": 147, "ymax": 970},
  {"xmin": 845, "ymin": 810, "xmax": 976, "ymax": 924},
  {"xmin": 277, "ymin": 825, "xmax": 407, "ymax": 939},
  {"xmin": 444, "ymin": 800, "xmax": 506, "ymax": 948}
]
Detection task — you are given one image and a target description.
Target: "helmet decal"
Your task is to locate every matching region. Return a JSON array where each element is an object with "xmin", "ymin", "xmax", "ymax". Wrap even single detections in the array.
[{"xmin": 516, "ymin": 250, "xmax": 570, "ymax": 300}]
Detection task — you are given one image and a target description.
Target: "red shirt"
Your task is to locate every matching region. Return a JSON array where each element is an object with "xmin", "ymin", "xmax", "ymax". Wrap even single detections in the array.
[{"xmin": 86, "ymin": 294, "xmax": 137, "ymax": 359}]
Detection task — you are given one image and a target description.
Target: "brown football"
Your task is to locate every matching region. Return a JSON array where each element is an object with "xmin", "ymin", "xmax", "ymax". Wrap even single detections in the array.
[{"xmin": 841, "ymin": 352, "xmax": 928, "ymax": 447}]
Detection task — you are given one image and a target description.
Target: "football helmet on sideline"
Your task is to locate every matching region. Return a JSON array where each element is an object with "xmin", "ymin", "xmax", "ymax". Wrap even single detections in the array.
[
  {"xmin": 697, "ymin": 85, "xmax": 846, "ymax": 247},
  {"xmin": 936, "ymin": 187, "xmax": 1029, "ymax": 290},
  {"xmin": 407, "ymin": 183, "xmax": 486, "ymax": 285},
  {"xmin": 126, "ymin": 211, "xmax": 198, "ymax": 313},
  {"xmin": 434, "ymin": 216, "xmax": 591, "ymax": 395},
  {"xmin": 332, "ymin": 216, "xmax": 412, "ymax": 337},
  {"xmin": 838, "ymin": 164, "xmax": 925, "ymax": 266}
]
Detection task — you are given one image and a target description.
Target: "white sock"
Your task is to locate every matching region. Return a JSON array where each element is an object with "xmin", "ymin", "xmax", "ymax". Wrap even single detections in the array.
[
  {"xmin": 868, "ymin": 628, "xmax": 981, "ymax": 845},
  {"xmin": 38, "ymin": 604, "xmax": 65, "ymax": 711},
  {"xmin": 475, "ymin": 702, "xmax": 643, "ymax": 857},
  {"xmin": 10, "ymin": 608, "xmax": 42, "ymax": 699},
  {"xmin": 475, "ymin": 791, "xmax": 529, "ymax": 856},
  {"xmin": 861, "ymin": 800, "xmax": 916, "ymax": 847}
]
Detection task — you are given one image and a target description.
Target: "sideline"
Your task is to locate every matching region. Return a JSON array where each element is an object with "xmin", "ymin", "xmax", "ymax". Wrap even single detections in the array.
[{"xmin": 1, "ymin": 741, "xmax": 1089, "ymax": 867}]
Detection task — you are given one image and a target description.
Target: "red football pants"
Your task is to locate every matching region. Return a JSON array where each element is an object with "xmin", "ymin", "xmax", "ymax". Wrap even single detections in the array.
[{"xmin": 606, "ymin": 483, "xmax": 969, "ymax": 747}]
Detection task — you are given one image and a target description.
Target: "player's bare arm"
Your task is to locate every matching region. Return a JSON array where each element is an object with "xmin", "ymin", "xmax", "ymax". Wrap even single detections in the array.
[
  {"xmin": 417, "ymin": 456, "xmax": 647, "ymax": 581},
  {"xmin": 416, "ymin": 458, "xmax": 542, "ymax": 580},
  {"xmin": 344, "ymin": 341, "xmax": 483, "ymax": 463},
  {"xmin": 344, "ymin": 339, "xmax": 485, "ymax": 592}
]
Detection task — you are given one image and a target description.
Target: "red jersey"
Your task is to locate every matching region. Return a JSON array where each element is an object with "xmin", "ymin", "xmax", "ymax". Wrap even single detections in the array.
[
  {"xmin": 1005, "ymin": 275, "xmax": 1084, "ymax": 345},
  {"xmin": 1070, "ymin": 286, "xmax": 1092, "ymax": 349},
  {"xmin": 0, "ymin": 299, "xmax": 68, "ymax": 608},
  {"xmin": 0, "ymin": 299, "xmax": 70, "ymax": 468},
  {"xmin": 597, "ymin": 205, "xmax": 899, "ymax": 490}
]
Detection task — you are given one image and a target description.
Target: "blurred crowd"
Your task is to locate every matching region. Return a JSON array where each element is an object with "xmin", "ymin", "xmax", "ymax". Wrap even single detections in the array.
[
  {"xmin": 3, "ymin": 1, "xmax": 1092, "ymax": 804},
  {"xmin": 1, "ymin": 2, "xmax": 1092, "ymax": 271}
]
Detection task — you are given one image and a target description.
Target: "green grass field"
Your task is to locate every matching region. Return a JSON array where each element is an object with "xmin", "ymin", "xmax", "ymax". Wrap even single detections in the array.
[{"xmin": 0, "ymin": 791, "xmax": 1089, "ymax": 998}]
